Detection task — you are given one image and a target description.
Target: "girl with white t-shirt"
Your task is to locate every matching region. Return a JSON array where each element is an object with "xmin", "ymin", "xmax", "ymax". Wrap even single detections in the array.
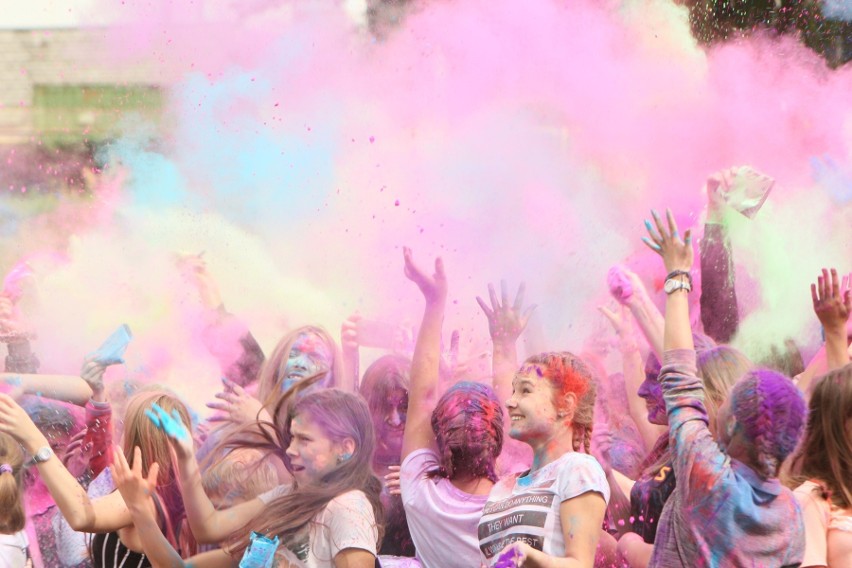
[
  {"xmin": 478, "ymin": 352, "xmax": 609, "ymax": 567},
  {"xmin": 115, "ymin": 381, "xmax": 382, "ymax": 568},
  {"xmin": 399, "ymin": 249, "xmax": 506, "ymax": 568},
  {"xmin": 0, "ymin": 431, "xmax": 29, "ymax": 568}
]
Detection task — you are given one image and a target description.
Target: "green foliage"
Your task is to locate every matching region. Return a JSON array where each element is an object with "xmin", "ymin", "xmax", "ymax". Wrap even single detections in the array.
[{"xmin": 683, "ymin": 0, "xmax": 851, "ymax": 67}]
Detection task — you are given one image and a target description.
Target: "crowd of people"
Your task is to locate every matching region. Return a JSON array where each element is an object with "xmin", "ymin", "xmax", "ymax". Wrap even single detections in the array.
[{"xmin": 0, "ymin": 172, "xmax": 849, "ymax": 568}]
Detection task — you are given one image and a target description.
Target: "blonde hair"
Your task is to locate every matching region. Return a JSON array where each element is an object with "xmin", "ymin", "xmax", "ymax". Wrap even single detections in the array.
[
  {"xmin": 257, "ymin": 326, "xmax": 342, "ymax": 405},
  {"xmin": 697, "ymin": 345, "xmax": 752, "ymax": 425},
  {"xmin": 122, "ymin": 390, "xmax": 195, "ymax": 554},
  {"xmin": 524, "ymin": 352, "xmax": 596, "ymax": 454},
  {"xmin": 0, "ymin": 432, "xmax": 25, "ymax": 533},
  {"xmin": 202, "ymin": 448, "xmax": 279, "ymax": 508}
]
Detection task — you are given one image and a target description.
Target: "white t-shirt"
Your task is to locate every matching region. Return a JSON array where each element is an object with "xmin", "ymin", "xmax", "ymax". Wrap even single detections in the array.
[
  {"xmin": 258, "ymin": 486, "xmax": 378, "ymax": 568},
  {"xmin": 0, "ymin": 530, "xmax": 29, "ymax": 568},
  {"xmin": 478, "ymin": 452, "xmax": 609, "ymax": 564},
  {"xmin": 400, "ymin": 449, "xmax": 489, "ymax": 568}
]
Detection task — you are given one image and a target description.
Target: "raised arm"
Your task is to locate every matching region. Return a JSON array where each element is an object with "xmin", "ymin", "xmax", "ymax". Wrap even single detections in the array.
[
  {"xmin": 649, "ymin": 213, "xmax": 695, "ymax": 354},
  {"xmin": 112, "ymin": 446, "xmax": 235, "ymax": 568},
  {"xmin": 609, "ymin": 265, "xmax": 665, "ymax": 360},
  {"xmin": 0, "ymin": 393, "xmax": 131, "ymax": 532},
  {"xmin": 147, "ymin": 403, "xmax": 265, "ymax": 543},
  {"xmin": 699, "ymin": 173, "xmax": 740, "ymax": 344},
  {"xmin": 599, "ymin": 304, "xmax": 664, "ymax": 452},
  {"xmin": 643, "ymin": 209, "xmax": 729, "ymax": 493},
  {"xmin": 183, "ymin": 255, "xmax": 266, "ymax": 388},
  {"xmin": 1, "ymin": 372, "xmax": 94, "ymax": 406},
  {"xmin": 340, "ymin": 313, "xmax": 362, "ymax": 394},
  {"xmin": 60, "ymin": 362, "xmax": 113, "ymax": 479},
  {"xmin": 476, "ymin": 281, "xmax": 535, "ymax": 405},
  {"xmin": 400, "ymin": 247, "xmax": 447, "ymax": 461},
  {"xmin": 811, "ymin": 269, "xmax": 851, "ymax": 372}
]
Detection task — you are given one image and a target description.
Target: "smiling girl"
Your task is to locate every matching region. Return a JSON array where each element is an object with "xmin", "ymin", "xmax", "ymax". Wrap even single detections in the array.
[{"xmin": 478, "ymin": 353, "xmax": 609, "ymax": 568}]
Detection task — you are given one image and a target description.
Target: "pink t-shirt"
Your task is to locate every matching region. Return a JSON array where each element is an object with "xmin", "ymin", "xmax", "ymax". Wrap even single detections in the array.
[
  {"xmin": 795, "ymin": 481, "xmax": 852, "ymax": 568},
  {"xmin": 400, "ymin": 449, "xmax": 489, "ymax": 568}
]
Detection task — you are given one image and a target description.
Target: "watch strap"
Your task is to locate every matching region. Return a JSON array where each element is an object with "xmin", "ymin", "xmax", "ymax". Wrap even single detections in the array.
[{"xmin": 29, "ymin": 445, "xmax": 53, "ymax": 465}]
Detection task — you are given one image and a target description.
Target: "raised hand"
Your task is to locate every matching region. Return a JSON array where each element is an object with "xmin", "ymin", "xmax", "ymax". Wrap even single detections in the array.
[
  {"xmin": 384, "ymin": 465, "xmax": 401, "ymax": 496},
  {"xmin": 145, "ymin": 402, "xmax": 193, "ymax": 459},
  {"xmin": 206, "ymin": 377, "xmax": 264, "ymax": 425},
  {"xmin": 340, "ymin": 313, "xmax": 361, "ymax": 353},
  {"xmin": 112, "ymin": 446, "xmax": 159, "ymax": 519},
  {"xmin": 62, "ymin": 428, "xmax": 93, "ymax": 476},
  {"xmin": 641, "ymin": 208, "xmax": 693, "ymax": 273},
  {"xmin": 0, "ymin": 393, "xmax": 43, "ymax": 448},
  {"xmin": 811, "ymin": 268, "xmax": 852, "ymax": 332},
  {"xmin": 403, "ymin": 247, "xmax": 447, "ymax": 305},
  {"xmin": 476, "ymin": 281, "xmax": 536, "ymax": 345},
  {"xmin": 177, "ymin": 253, "xmax": 223, "ymax": 311},
  {"xmin": 80, "ymin": 359, "xmax": 108, "ymax": 402},
  {"xmin": 706, "ymin": 169, "xmax": 734, "ymax": 223},
  {"xmin": 598, "ymin": 303, "xmax": 639, "ymax": 353}
]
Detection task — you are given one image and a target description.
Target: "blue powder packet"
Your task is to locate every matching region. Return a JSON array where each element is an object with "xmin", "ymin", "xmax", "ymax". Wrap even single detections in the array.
[
  {"xmin": 239, "ymin": 532, "xmax": 279, "ymax": 568},
  {"xmin": 89, "ymin": 325, "xmax": 133, "ymax": 366}
]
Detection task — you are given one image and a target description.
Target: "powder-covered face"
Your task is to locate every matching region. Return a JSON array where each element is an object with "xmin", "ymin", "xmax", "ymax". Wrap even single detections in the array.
[
  {"xmin": 280, "ymin": 333, "xmax": 333, "ymax": 391},
  {"xmin": 506, "ymin": 364, "xmax": 560, "ymax": 443},
  {"xmin": 638, "ymin": 360, "xmax": 667, "ymax": 426},
  {"xmin": 374, "ymin": 387, "xmax": 408, "ymax": 463},
  {"xmin": 285, "ymin": 414, "xmax": 345, "ymax": 485}
]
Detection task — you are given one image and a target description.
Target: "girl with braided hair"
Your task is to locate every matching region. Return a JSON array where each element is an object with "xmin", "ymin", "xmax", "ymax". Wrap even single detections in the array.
[
  {"xmin": 477, "ymin": 351, "xmax": 609, "ymax": 567},
  {"xmin": 398, "ymin": 248, "xmax": 505, "ymax": 568},
  {"xmin": 641, "ymin": 208, "xmax": 806, "ymax": 567}
]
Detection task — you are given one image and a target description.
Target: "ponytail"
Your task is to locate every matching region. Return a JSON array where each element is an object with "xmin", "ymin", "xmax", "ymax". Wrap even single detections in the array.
[{"xmin": 0, "ymin": 433, "xmax": 25, "ymax": 533}]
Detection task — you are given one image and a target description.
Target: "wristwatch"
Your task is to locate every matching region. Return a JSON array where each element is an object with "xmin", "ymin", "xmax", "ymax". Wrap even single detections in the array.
[
  {"xmin": 30, "ymin": 445, "xmax": 54, "ymax": 465},
  {"xmin": 664, "ymin": 278, "xmax": 692, "ymax": 294}
]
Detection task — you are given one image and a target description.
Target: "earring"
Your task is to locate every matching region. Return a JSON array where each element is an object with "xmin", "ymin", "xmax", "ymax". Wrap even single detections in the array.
[{"xmin": 337, "ymin": 453, "xmax": 352, "ymax": 464}]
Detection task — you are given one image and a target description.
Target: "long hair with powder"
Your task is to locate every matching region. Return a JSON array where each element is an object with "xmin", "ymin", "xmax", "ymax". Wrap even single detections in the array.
[
  {"xmin": 638, "ymin": 341, "xmax": 735, "ymax": 481},
  {"xmin": 256, "ymin": 325, "xmax": 343, "ymax": 404},
  {"xmin": 730, "ymin": 369, "xmax": 806, "ymax": 480},
  {"xmin": 524, "ymin": 352, "xmax": 596, "ymax": 454},
  {"xmin": 429, "ymin": 381, "xmax": 504, "ymax": 483},
  {"xmin": 221, "ymin": 376, "xmax": 383, "ymax": 557},
  {"xmin": 789, "ymin": 363, "xmax": 852, "ymax": 509},
  {"xmin": 121, "ymin": 390, "xmax": 195, "ymax": 555},
  {"xmin": 697, "ymin": 345, "xmax": 752, "ymax": 429},
  {"xmin": 0, "ymin": 432, "xmax": 25, "ymax": 533},
  {"xmin": 359, "ymin": 354, "xmax": 411, "ymax": 418}
]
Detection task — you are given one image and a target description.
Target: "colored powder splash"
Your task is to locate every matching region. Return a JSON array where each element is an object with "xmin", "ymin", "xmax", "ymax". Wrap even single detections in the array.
[{"xmin": 1, "ymin": 0, "xmax": 850, "ymax": 412}]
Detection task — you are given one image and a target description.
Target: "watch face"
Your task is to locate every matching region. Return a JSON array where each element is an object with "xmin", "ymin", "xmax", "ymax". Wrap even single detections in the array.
[
  {"xmin": 664, "ymin": 279, "xmax": 677, "ymax": 293},
  {"xmin": 36, "ymin": 447, "xmax": 52, "ymax": 462}
]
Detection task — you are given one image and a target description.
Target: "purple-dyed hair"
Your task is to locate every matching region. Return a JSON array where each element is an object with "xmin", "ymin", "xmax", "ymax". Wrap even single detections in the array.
[
  {"xmin": 430, "ymin": 381, "xmax": 504, "ymax": 483},
  {"xmin": 730, "ymin": 369, "xmax": 806, "ymax": 479}
]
